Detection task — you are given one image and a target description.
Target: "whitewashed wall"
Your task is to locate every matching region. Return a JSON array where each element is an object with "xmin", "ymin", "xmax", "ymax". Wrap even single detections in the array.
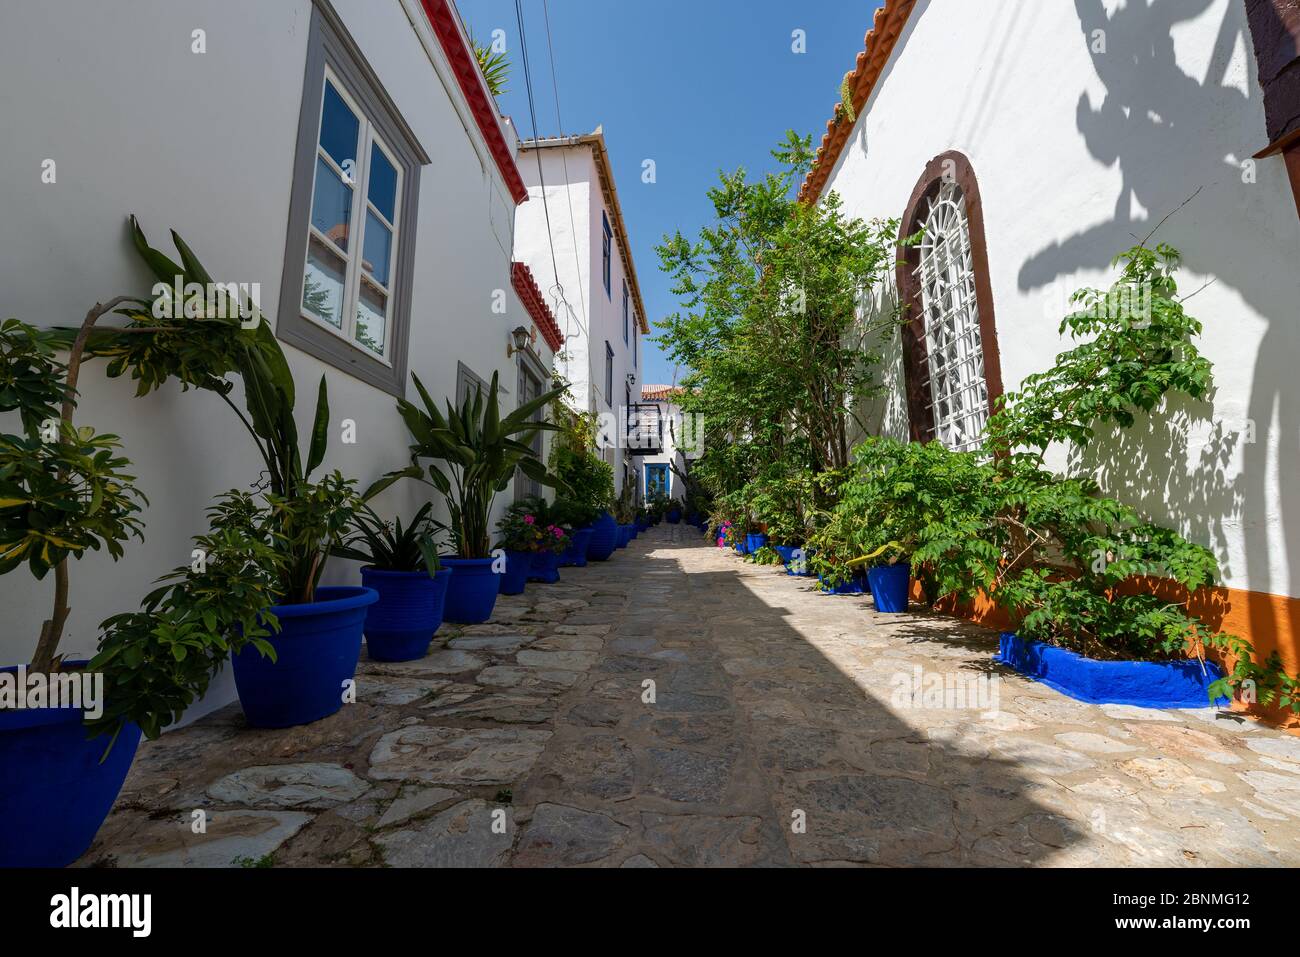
[
  {"xmin": 825, "ymin": 0, "xmax": 1300, "ymax": 602},
  {"xmin": 0, "ymin": 0, "xmax": 544, "ymax": 718},
  {"xmin": 515, "ymin": 142, "xmax": 644, "ymax": 497}
]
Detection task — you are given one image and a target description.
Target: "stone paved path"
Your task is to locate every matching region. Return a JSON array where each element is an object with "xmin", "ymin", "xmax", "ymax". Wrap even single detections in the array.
[{"xmin": 80, "ymin": 525, "xmax": 1300, "ymax": 867}]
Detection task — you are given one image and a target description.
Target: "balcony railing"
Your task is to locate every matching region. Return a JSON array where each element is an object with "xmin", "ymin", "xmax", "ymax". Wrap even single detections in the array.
[{"xmin": 625, "ymin": 403, "xmax": 664, "ymax": 455}]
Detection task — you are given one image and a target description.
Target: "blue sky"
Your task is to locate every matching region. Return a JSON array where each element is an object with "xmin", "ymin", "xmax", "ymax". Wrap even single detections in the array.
[{"xmin": 460, "ymin": 0, "xmax": 884, "ymax": 387}]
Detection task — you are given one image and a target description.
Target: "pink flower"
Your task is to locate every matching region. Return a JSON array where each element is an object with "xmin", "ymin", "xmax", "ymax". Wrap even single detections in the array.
[
  {"xmin": 524, "ymin": 515, "xmax": 535, "ymax": 525},
  {"xmin": 553, "ymin": 527, "xmax": 564, "ymax": 538}
]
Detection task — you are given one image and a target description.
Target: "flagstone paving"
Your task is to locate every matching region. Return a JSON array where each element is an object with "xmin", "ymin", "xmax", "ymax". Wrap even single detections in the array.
[{"xmin": 79, "ymin": 526, "xmax": 1300, "ymax": 867}]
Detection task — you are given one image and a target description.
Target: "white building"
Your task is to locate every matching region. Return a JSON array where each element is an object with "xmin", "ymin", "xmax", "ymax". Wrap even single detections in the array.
[
  {"xmin": 0, "ymin": 0, "xmax": 563, "ymax": 716},
  {"xmin": 512, "ymin": 129, "xmax": 650, "ymax": 499},
  {"xmin": 809, "ymin": 0, "xmax": 1300, "ymax": 669},
  {"xmin": 637, "ymin": 386, "xmax": 698, "ymax": 504}
]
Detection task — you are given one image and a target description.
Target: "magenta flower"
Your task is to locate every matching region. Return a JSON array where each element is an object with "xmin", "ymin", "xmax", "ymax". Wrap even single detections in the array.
[{"xmin": 524, "ymin": 515, "xmax": 535, "ymax": 525}]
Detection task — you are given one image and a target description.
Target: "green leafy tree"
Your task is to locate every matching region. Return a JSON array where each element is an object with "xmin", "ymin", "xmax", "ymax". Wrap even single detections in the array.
[{"xmin": 655, "ymin": 131, "xmax": 900, "ymax": 532}]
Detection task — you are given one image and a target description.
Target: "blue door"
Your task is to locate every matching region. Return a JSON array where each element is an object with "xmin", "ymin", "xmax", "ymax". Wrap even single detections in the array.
[{"xmin": 645, "ymin": 464, "xmax": 669, "ymax": 497}]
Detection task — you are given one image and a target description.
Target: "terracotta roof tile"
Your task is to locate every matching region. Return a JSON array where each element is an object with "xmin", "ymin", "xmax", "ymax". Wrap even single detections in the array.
[
  {"xmin": 511, "ymin": 261, "xmax": 564, "ymax": 353},
  {"xmin": 799, "ymin": 0, "xmax": 918, "ymax": 205}
]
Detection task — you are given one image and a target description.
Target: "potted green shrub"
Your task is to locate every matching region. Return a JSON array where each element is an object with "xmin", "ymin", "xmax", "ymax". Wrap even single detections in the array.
[
  {"xmin": 95, "ymin": 221, "xmax": 376, "ymax": 728},
  {"xmin": 336, "ymin": 503, "xmax": 450, "ymax": 662},
  {"xmin": 550, "ymin": 424, "xmax": 615, "ymax": 561},
  {"xmin": 0, "ymin": 316, "xmax": 154, "ymax": 867},
  {"xmin": 3, "ymin": 218, "xmax": 297, "ymax": 863},
  {"xmin": 382, "ymin": 372, "xmax": 562, "ymax": 623},
  {"xmin": 552, "ymin": 496, "xmax": 599, "ymax": 567}
]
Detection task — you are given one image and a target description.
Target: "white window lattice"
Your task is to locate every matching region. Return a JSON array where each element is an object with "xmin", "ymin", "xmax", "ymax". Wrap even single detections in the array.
[{"xmin": 915, "ymin": 181, "xmax": 989, "ymax": 453}]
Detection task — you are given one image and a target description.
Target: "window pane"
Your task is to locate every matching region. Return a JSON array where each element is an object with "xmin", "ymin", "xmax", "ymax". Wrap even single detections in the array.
[
  {"xmin": 319, "ymin": 80, "xmax": 360, "ymax": 173},
  {"xmin": 311, "ymin": 156, "xmax": 353, "ymax": 252},
  {"xmin": 303, "ymin": 236, "xmax": 346, "ymax": 328},
  {"xmin": 362, "ymin": 210, "xmax": 392, "ymax": 287},
  {"xmin": 368, "ymin": 141, "xmax": 398, "ymax": 223},
  {"xmin": 355, "ymin": 278, "xmax": 387, "ymax": 355}
]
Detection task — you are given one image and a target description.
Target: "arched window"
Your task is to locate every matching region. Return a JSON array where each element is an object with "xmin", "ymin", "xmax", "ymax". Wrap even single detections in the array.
[{"xmin": 897, "ymin": 152, "xmax": 1004, "ymax": 451}]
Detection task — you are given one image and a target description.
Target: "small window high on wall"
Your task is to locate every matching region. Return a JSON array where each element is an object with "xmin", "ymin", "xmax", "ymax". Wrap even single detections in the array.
[{"xmin": 897, "ymin": 152, "xmax": 1004, "ymax": 452}]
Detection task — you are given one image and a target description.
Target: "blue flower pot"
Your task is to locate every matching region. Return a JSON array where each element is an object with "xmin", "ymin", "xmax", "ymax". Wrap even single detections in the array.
[
  {"xmin": 819, "ymin": 572, "xmax": 866, "ymax": 595},
  {"xmin": 615, "ymin": 525, "xmax": 630, "ymax": 549},
  {"xmin": 440, "ymin": 557, "xmax": 500, "ymax": 624},
  {"xmin": 529, "ymin": 549, "xmax": 562, "ymax": 584},
  {"xmin": 360, "ymin": 567, "xmax": 452, "ymax": 662},
  {"xmin": 745, "ymin": 533, "xmax": 768, "ymax": 554},
  {"xmin": 0, "ymin": 663, "xmax": 142, "ymax": 867},
  {"xmin": 667, "ymin": 509, "xmax": 682, "ymax": 524},
  {"xmin": 498, "ymin": 550, "xmax": 533, "ymax": 594},
  {"xmin": 867, "ymin": 563, "xmax": 911, "ymax": 613},
  {"xmin": 562, "ymin": 527, "xmax": 594, "ymax": 567},
  {"xmin": 586, "ymin": 512, "xmax": 619, "ymax": 562},
  {"xmin": 232, "ymin": 586, "xmax": 377, "ymax": 729},
  {"xmin": 773, "ymin": 544, "xmax": 798, "ymax": 566}
]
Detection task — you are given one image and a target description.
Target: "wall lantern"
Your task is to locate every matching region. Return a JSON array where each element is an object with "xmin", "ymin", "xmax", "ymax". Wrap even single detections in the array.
[{"xmin": 507, "ymin": 325, "xmax": 535, "ymax": 357}]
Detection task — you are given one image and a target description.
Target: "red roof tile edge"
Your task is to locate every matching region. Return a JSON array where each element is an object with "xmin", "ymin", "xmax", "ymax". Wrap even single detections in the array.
[
  {"xmin": 511, "ymin": 261, "xmax": 564, "ymax": 352},
  {"xmin": 799, "ymin": 0, "xmax": 918, "ymax": 205},
  {"xmin": 420, "ymin": 0, "xmax": 529, "ymax": 205}
]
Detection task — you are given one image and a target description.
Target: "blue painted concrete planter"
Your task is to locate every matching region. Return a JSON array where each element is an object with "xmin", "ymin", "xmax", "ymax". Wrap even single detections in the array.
[{"xmin": 995, "ymin": 633, "xmax": 1228, "ymax": 708}]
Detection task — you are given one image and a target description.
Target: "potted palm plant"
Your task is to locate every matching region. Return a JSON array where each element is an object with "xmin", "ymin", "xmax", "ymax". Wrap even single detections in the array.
[
  {"xmin": 336, "ymin": 503, "xmax": 450, "ymax": 662},
  {"xmin": 383, "ymin": 372, "xmax": 562, "ymax": 623}
]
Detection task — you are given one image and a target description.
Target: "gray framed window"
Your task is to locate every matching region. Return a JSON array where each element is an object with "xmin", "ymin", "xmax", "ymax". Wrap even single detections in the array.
[
  {"xmin": 601, "ymin": 211, "xmax": 612, "ymax": 298},
  {"xmin": 456, "ymin": 361, "xmax": 488, "ymax": 408},
  {"xmin": 514, "ymin": 355, "xmax": 546, "ymax": 501},
  {"xmin": 278, "ymin": 2, "xmax": 429, "ymax": 396},
  {"xmin": 604, "ymin": 341, "xmax": 614, "ymax": 407}
]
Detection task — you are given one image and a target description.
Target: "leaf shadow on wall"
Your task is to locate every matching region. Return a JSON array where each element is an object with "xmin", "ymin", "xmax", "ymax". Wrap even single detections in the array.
[{"xmin": 1017, "ymin": 0, "xmax": 1300, "ymax": 648}]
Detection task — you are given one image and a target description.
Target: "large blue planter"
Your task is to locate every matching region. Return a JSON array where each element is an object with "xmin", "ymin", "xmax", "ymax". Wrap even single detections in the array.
[
  {"xmin": 745, "ymin": 532, "xmax": 768, "ymax": 554},
  {"xmin": 787, "ymin": 547, "xmax": 814, "ymax": 577},
  {"xmin": 586, "ymin": 512, "xmax": 619, "ymax": 562},
  {"xmin": 440, "ymin": 557, "xmax": 499, "ymax": 624},
  {"xmin": 616, "ymin": 525, "xmax": 631, "ymax": 549},
  {"xmin": 867, "ymin": 562, "xmax": 911, "ymax": 613},
  {"xmin": 529, "ymin": 549, "xmax": 562, "ymax": 584},
  {"xmin": 667, "ymin": 509, "xmax": 682, "ymax": 524},
  {"xmin": 360, "ymin": 567, "xmax": 452, "ymax": 662},
  {"xmin": 996, "ymin": 633, "xmax": 1229, "ymax": 708},
  {"xmin": 773, "ymin": 544, "xmax": 798, "ymax": 566},
  {"xmin": 0, "ymin": 663, "xmax": 142, "ymax": 867},
  {"xmin": 232, "ymin": 586, "xmax": 377, "ymax": 729},
  {"xmin": 561, "ymin": 527, "xmax": 594, "ymax": 567},
  {"xmin": 497, "ymin": 550, "xmax": 532, "ymax": 595}
]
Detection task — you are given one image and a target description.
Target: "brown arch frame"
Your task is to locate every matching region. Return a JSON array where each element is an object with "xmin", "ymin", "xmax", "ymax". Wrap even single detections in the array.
[{"xmin": 895, "ymin": 150, "xmax": 1005, "ymax": 444}]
